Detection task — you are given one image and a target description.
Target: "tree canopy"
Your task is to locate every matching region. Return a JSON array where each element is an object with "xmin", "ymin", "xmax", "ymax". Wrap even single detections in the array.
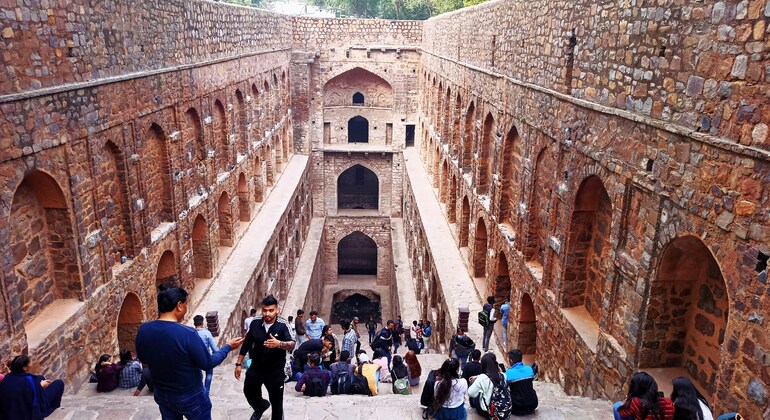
[{"xmin": 308, "ymin": 0, "xmax": 486, "ymax": 19}]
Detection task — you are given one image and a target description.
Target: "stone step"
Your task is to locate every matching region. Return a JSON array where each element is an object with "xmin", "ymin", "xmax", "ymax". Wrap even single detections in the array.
[{"xmin": 50, "ymin": 354, "xmax": 612, "ymax": 419}]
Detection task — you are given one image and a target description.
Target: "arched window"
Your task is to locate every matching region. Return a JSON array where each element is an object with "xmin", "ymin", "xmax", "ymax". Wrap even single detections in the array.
[
  {"xmin": 338, "ymin": 232, "xmax": 377, "ymax": 275},
  {"xmin": 348, "ymin": 116, "xmax": 369, "ymax": 143},
  {"xmin": 337, "ymin": 164, "xmax": 378, "ymax": 210},
  {"xmin": 352, "ymin": 92, "xmax": 364, "ymax": 105}
]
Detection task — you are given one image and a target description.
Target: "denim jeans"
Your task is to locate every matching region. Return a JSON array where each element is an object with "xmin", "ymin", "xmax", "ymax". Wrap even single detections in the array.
[
  {"xmin": 203, "ymin": 370, "xmax": 213, "ymax": 396},
  {"xmin": 482, "ymin": 324, "xmax": 494, "ymax": 351},
  {"xmin": 453, "ymin": 354, "xmax": 468, "ymax": 370},
  {"xmin": 393, "ymin": 342, "xmax": 400, "ymax": 355},
  {"xmin": 154, "ymin": 387, "xmax": 212, "ymax": 420},
  {"xmin": 368, "ymin": 331, "xmax": 376, "ymax": 343}
]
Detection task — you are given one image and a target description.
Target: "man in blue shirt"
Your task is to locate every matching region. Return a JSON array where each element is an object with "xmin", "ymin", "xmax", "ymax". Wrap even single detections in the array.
[
  {"xmin": 500, "ymin": 298, "xmax": 511, "ymax": 346},
  {"xmin": 194, "ymin": 315, "xmax": 219, "ymax": 398},
  {"xmin": 305, "ymin": 310, "xmax": 325, "ymax": 340},
  {"xmin": 136, "ymin": 285, "xmax": 244, "ymax": 420},
  {"xmin": 504, "ymin": 349, "xmax": 538, "ymax": 416}
]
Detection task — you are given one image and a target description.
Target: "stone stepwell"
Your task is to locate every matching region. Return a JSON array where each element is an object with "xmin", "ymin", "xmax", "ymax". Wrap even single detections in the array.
[{"xmin": 49, "ymin": 353, "xmax": 612, "ymax": 420}]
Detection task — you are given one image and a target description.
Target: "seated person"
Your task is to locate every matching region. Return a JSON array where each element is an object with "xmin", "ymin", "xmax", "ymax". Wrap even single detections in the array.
[
  {"xmin": 405, "ymin": 334, "xmax": 422, "ymax": 355},
  {"xmin": 294, "ymin": 336, "xmax": 333, "ymax": 370},
  {"xmin": 295, "ymin": 352, "xmax": 332, "ymax": 397},
  {"xmin": 0, "ymin": 355, "xmax": 65, "ymax": 418},
  {"xmin": 95, "ymin": 354, "xmax": 123, "ymax": 393},
  {"xmin": 614, "ymin": 372, "xmax": 674, "ymax": 420},
  {"xmin": 404, "ymin": 350, "xmax": 422, "ymax": 387},
  {"xmin": 330, "ymin": 350, "xmax": 355, "ymax": 394},
  {"xmin": 505, "ymin": 349, "xmax": 539, "ymax": 416},
  {"xmin": 372, "ymin": 349, "xmax": 391, "ymax": 383},
  {"xmin": 117, "ymin": 350, "xmax": 143, "ymax": 389},
  {"xmin": 355, "ymin": 353, "xmax": 381, "ymax": 396},
  {"xmin": 133, "ymin": 361, "xmax": 153, "ymax": 396}
]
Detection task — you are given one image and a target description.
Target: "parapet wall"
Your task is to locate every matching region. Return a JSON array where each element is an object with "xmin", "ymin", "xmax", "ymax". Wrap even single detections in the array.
[
  {"xmin": 0, "ymin": 0, "xmax": 292, "ymax": 94},
  {"xmin": 422, "ymin": 0, "xmax": 770, "ymax": 149},
  {"xmin": 292, "ymin": 17, "xmax": 422, "ymax": 49}
]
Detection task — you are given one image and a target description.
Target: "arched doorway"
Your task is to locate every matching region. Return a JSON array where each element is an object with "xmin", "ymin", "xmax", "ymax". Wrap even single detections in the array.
[
  {"xmin": 460, "ymin": 196, "xmax": 470, "ymax": 247},
  {"xmin": 561, "ymin": 175, "xmax": 612, "ymax": 324},
  {"xmin": 348, "ymin": 116, "xmax": 369, "ymax": 143},
  {"xmin": 330, "ymin": 290, "xmax": 382, "ymax": 324},
  {"xmin": 518, "ymin": 293, "xmax": 537, "ymax": 358},
  {"xmin": 473, "ymin": 218, "xmax": 488, "ymax": 278},
  {"xmin": 254, "ymin": 154, "xmax": 264, "ymax": 202},
  {"xmin": 448, "ymin": 174, "xmax": 457, "ymax": 223},
  {"xmin": 462, "ymin": 101, "xmax": 475, "ymax": 171},
  {"xmin": 9, "ymin": 171, "xmax": 82, "ymax": 326},
  {"xmin": 640, "ymin": 236, "xmax": 728, "ymax": 398},
  {"xmin": 117, "ymin": 292, "xmax": 143, "ymax": 354},
  {"xmin": 218, "ymin": 192, "xmax": 233, "ymax": 247},
  {"xmin": 337, "ymin": 231, "xmax": 377, "ymax": 275},
  {"xmin": 352, "ymin": 92, "xmax": 364, "ymax": 105},
  {"xmin": 156, "ymin": 250, "xmax": 178, "ymax": 288},
  {"xmin": 238, "ymin": 173, "xmax": 249, "ymax": 222},
  {"xmin": 499, "ymin": 124, "xmax": 521, "ymax": 227},
  {"xmin": 192, "ymin": 215, "xmax": 213, "ymax": 279},
  {"xmin": 477, "ymin": 112, "xmax": 494, "ymax": 195},
  {"xmin": 494, "ymin": 253, "xmax": 511, "ymax": 305},
  {"xmin": 337, "ymin": 165, "xmax": 379, "ymax": 210}
]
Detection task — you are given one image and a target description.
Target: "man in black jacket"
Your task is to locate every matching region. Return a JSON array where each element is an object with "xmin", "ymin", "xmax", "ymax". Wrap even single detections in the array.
[
  {"xmin": 235, "ymin": 295, "xmax": 295, "ymax": 420},
  {"xmin": 504, "ymin": 349, "xmax": 538, "ymax": 416},
  {"xmin": 449, "ymin": 328, "xmax": 474, "ymax": 369}
]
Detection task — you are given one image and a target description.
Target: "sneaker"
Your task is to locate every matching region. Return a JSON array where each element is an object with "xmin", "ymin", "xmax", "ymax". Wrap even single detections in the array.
[{"xmin": 251, "ymin": 400, "xmax": 271, "ymax": 420}]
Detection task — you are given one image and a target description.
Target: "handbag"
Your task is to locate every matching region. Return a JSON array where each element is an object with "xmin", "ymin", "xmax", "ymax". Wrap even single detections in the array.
[{"xmin": 391, "ymin": 370, "xmax": 412, "ymax": 395}]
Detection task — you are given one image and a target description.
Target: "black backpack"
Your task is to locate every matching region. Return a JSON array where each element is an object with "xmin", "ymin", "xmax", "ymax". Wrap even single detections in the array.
[
  {"xmin": 350, "ymin": 365, "xmax": 372, "ymax": 396},
  {"xmin": 419, "ymin": 369, "xmax": 438, "ymax": 407},
  {"xmin": 488, "ymin": 373, "xmax": 512, "ymax": 420},
  {"xmin": 304, "ymin": 374, "xmax": 326, "ymax": 397},
  {"xmin": 331, "ymin": 368, "xmax": 352, "ymax": 395}
]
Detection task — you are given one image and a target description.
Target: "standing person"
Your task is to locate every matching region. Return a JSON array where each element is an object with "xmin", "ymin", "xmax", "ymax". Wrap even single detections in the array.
[
  {"xmin": 375, "ymin": 320, "xmax": 395, "ymax": 364},
  {"xmin": 351, "ymin": 317, "xmax": 362, "ymax": 354},
  {"xmin": 504, "ymin": 349, "xmax": 538, "ymax": 416},
  {"xmin": 295, "ymin": 310, "xmax": 307, "ymax": 346},
  {"xmin": 500, "ymin": 297, "xmax": 510, "ymax": 347},
  {"xmin": 670, "ymin": 377, "xmax": 714, "ymax": 420},
  {"xmin": 449, "ymin": 328, "xmax": 474, "ymax": 370},
  {"xmin": 431, "ymin": 358, "xmax": 468, "ymax": 420},
  {"xmin": 0, "ymin": 355, "xmax": 65, "ymax": 418},
  {"xmin": 287, "ymin": 316, "xmax": 297, "ymax": 342},
  {"xmin": 422, "ymin": 321, "xmax": 432, "ymax": 354},
  {"xmin": 136, "ymin": 285, "xmax": 244, "ymax": 420},
  {"xmin": 236, "ymin": 295, "xmax": 295, "ymax": 420},
  {"xmin": 366, "ymin": 316, "xmax": 378, "ymax": 344},
  {"xmin": 293, "ymin": 336, "xmax": 334, "ymax": 371},
  {"xmin": 393, "ymin": 317, "xmax": 404, "ymax": 355},
  {"xmin": 341, "ymin": 319, "xmax": 358, "ymax": 357},
  {"xmin": 194, "ymin": 314, "xmax": 219, "ymax": 398},
  {"xmin": 305, "ymin": 310, "xmax": 325, "ymax": 340},
  {"xmin": 410, "ymin": 320, "xmax": 422, "ymax": 340},
  {"xmin": 244, "ymin": 308, "xmax": 257, "ymax": 334},
  {"xmin": 481, "ymin": 296, "xmax": 497, "ymax": 352},
  {"xmin": 468, "ymin": 353, "xmax": 505, "ymax": 417},
  {"xmin": 613, "ymin": 372, "xmax": 675, "ymax": 420}
]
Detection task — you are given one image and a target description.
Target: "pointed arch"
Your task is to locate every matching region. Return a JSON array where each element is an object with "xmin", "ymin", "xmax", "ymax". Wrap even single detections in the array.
[
  {"xmin": 100, "ymin": 141, "xmax": 134, "ymax": 264},
  {"xmin": 518, "ymin": 293, "xmax": 537, "ymax": 356},
  {"xmin": 462, "ymin": 101, "xmax": 475, "ymax": 170},
  {"xmin": 238, "ymin": 173, "xmax": 250, "ymax": 222},
  {"xmin": 144, "ymin": 124, "xmax": 173, "ymax": 228},
  {"xmin": 337, "ymin": 231, "xmax": 377, "ymax": 275},
  {"xmin": 499, "ymin": 124, "xmax": 522, "ymax": 227},
  {"xmin": 460, "ymin": 196, "xmax": 471, "ymax": 247},
  {"xmin": 337, "ymin": 164, "xmax": 379, "ymax": 210},
  {"xmin": 156, "ymin": 250, "xmax": 178, "ymax": 288},
  {"xmin": 213, "ymin": 99, "xmax": 229, "ymax": 174},
  {"xmin": 117, "ymin": 292, "xmax": 143, "ymax": 354},
  {"xmin": 235, "ymin": 89, "xmax": 247, "ymax": 155},
  {"xmin": 348, "ymin": 116, "xmax": 369, "ymax": 143},
  {"xmin": 477, "ymin": 112, "xmax": 495, "ymax": 195},
  {"xmin": 192, "ymin": 215, "xmax": 213, "ymax": 279},
  {"xmin": 218, "ymin": 192, "xmax": 234, "ymax": 247}
]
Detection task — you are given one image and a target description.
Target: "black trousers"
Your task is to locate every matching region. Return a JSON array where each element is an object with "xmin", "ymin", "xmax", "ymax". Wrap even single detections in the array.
[{"xmin": 244, "ymin": 369, "xmax": 285, "ymax": 420}]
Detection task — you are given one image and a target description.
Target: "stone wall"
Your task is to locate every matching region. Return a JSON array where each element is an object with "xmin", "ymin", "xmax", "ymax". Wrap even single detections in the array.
[
  {"xmin": 417, "ymin": 0, "xmax": 770, "ymax": 416},
  {"xmin": 321, "ymin": 217, "xmax": 393, "ymax": 287}
]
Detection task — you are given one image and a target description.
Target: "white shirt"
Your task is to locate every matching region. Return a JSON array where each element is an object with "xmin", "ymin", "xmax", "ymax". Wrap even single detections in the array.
[
  {"xmin": 244, "ymin": 316, "xmax": 256, "ymax": 333},
  {"xmin": 434, "ymin": 378, "xmax": 468, "ymax": 408},
  {"xmin": 263, "ymin": 321, "xmax": 274, "ymax": 333},
  {"xmin": 489, "ymin": 307, "xmax": 496, "ymax": 322},
  {"xmin": 699, "ymin": 400, "xmax": 714, "ymax": 420}
]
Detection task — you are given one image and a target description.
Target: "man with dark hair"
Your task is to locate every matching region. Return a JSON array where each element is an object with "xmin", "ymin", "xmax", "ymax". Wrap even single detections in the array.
[
  {"xmin": 236, "ymin": 294, "xmax": 295, "ymax": 420},
  {"xmin": 305, "ymin": 310, "xmax": 325, "ymax": 340},
  {"xmin": 244, "ymin": 308, "xmax": 258, "ymax": 333},
  {"xmin": 504, "ymin": 349, "xmax": 538, "ymax": 416},
  {"xmin": 293, "ymin": 336, "xmax": 334, "ymax": 369},
  {"xmin": 295, "ymin": 352, "xmax": 331, "ymax": 397},
  {"xmin": 482, "ymin": 296, "xmax": 497, "ymax": 351},
  {"xmin": 462, "ymin": 349, "xmax": 483, "ymax": 381},
  {"xmin": 449, "ymin": 328, "xmax": 474, "ymax": 369},
  {"xmin": 374, "ymin": 320, "xmax": 395, "ymax": 364},
  {"xmin": 137, "ymin": 285, "xmax": 244, "ymax": 420},
  {"xmin": 340, "ymin": 319, "xmax": 358, "ymax": 356},
  {"xmin": 295, "ymin": 309, "xmax": 307, "ymax": 346},
  {"xmin": 422, "ymin": 320, "xmax": 432, "ymax": 354},
  {"xmin": 194, "ymin": 314, "xmax": 219, "ymax": 398},
  {"xmin": 330, "ymin": 350, "xmax": 355, "ymax": 394}
]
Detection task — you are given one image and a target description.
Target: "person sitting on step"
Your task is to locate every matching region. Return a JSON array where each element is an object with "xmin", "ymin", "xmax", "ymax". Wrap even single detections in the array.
[
  {"xmin": 504, "ymin": 349, "xmax": 538, "ymax": 416},
  {"xmin": 295, "ymin": 352, "xmax": 331, "ymax": 397},
  {"xmin": 614, "ymin": 372, "xmax": 674, "ymax": 420}
]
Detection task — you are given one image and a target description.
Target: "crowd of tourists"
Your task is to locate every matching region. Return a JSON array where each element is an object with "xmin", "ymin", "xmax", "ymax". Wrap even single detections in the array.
[{"xmin": 0, "ymin": 287, "xmax": 746, "ymax": 420}]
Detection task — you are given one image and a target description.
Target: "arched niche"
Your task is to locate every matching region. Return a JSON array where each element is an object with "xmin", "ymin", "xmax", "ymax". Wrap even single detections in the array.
[
  {"xmin": 117, "ymin": 292, "xmax": 143, "ymax": 354},
  {"xmin": 156, "ymin": 250, "xmax": 178, "ymax": 288},
  {"xmin": 337, "ymin": 164, "xmax": 379, "ymax": 211},
  {"xmin": 330, "ymin": 290, "xmax": 382, "ymax": 324},
  {"xmin": 323, "ymin": 67, "xmax": 393, "ymax": 108},
  {"xmin": 347, "ymin": 116, "xmax": 369, "ymax": 143},
  {"xmin": 337, "ymin": 231, "xmax": 377, "ymax": 275}
]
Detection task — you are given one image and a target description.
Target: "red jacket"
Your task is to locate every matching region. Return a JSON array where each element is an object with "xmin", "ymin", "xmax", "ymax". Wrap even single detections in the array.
[{"xmin": 617, "ymin": 396, "xmax": 675, "ymax": 420}]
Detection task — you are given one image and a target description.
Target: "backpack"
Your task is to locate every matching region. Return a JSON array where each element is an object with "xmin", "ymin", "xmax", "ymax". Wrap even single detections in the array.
[
  {"xmin": 478, "ymin": 309, "xmax": 490, "ymax": 327},
  {"xmin": 391, "ymin": 369, "xmax": 412, "ymax": 395},
  {"xmin": 350, "ymin": 365, "xmax": 372, "ymax": 396},
  {"xmin": 419, "ymin": 369, "xmax": 438, "ymax": 407},
  {"xmin": 304, "ymin": 373, "xmax": 326, "ymax": 397},
  {"xmin": 331, "ymin": 368, "xmax": 352, "ymax": 395},
  {"xmin": 488, "ymin": 373, "xmax": 513, "ymax": 420}
]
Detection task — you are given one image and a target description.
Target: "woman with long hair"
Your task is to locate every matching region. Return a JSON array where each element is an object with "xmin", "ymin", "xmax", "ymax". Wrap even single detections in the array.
[
  {"xmin": 0, "ymin": 355, "xmax": 65, "ymax": 418},
  {"xmin": 404, "ymin": 350, "xmax": 422, "ymax": 386},
  {"xmin": 614, "ymin": 372, "xmax": 675, "ymax": 420},
  {"xmin": 95, "ymin": 354, "xmax": 124, "ymax": 393},
  {"xmin": 671, "ymin": 377, "xmax": 713, "ymax": 420},
  {"xmin": 432, "ymin": 358, "xmax": 467, "ymax": 420},
  {"xmin": 467, "ymin": 352, "xmax": 504, "ymax": 418},
  {"xmin": 321, "ymin": 325, "xmax": 340, "ymax": 369}
]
